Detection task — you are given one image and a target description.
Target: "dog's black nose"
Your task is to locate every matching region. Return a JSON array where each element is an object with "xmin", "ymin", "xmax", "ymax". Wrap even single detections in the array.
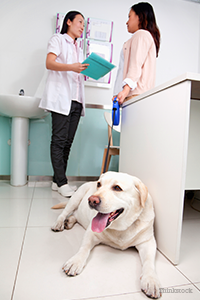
[{"xmin": 88, "ymin": 195, "xmax": 101, "ymax": 208}]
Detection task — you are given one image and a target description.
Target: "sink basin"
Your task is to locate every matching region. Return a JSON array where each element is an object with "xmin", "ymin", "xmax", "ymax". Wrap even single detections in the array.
[
  {"xmin": 0, "ymin": 94, "xmax": 49, "ymax": 186},
  {"xmin": 0, "ymin": 94, "xmax": 48, "ymax": 118}
]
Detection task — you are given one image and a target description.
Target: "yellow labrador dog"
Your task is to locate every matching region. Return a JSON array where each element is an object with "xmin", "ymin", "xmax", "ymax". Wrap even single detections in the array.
[{"xmin": 51, "ymin": 171, "xmax": 161, "ymax": 299}]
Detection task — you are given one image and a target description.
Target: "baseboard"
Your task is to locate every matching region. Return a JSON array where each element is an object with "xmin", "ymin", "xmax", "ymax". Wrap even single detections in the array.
[
  {"xmin": 0, "ymin": 175, "xmax": 99, "ymax": 182},
  {"xmin": 0, "ymin": 175, "xmax": 10, "ymax": 180},
  {"xmin": 28, "ymin": 176, "xmax": 99, "ymax": 182}
]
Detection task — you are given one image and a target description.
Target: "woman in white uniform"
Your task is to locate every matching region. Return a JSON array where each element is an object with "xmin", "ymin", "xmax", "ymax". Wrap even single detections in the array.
[{"xmin": 39, "ymin": 11, "xmax": 88, "ymax": 197}]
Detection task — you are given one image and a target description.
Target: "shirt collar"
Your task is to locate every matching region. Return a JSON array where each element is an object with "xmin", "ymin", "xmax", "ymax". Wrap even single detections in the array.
[{"xmin": 63, "ymin": 33, "xmax": 77, "ymax": 45}]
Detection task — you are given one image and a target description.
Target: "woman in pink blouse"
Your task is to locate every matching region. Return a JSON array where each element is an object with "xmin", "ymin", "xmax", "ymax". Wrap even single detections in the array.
[{"xmin": 113, "ymin": 2, "xmax": 160, "ymax": 105}]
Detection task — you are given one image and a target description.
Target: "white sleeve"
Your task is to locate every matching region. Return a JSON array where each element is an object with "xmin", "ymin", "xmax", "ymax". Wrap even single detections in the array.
[
  {"xmin": 47, "ymin": 34, "xmax": 61, "ymax": 57},
  {"xmin": 122, "ymin": 78, "xmax": 137, "ymax": 90}
]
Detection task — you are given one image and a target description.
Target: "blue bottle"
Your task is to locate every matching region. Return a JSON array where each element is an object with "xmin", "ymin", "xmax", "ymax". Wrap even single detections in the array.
[{"xmin": 112, "ymin": 97, "xmax": 120, "ymax": 126}]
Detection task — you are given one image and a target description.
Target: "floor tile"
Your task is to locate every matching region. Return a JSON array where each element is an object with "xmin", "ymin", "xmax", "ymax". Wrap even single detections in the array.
[
  {"xmin": 0, "ymin": 198, "xmax": 31, "ymax": 227},
  {"xmin": 0, "ymin": 180, "xmax": 10, "ymax": 186},
  {"xmin": 176, "ymin": 219, "xmax": 200, "ymax": 283},
  {"xmin": 155, "ymin": 251, "xmax": 189, "ymax": 287},
  {"xmin": 87, "ymin": 284, "xmax": 200, "ymax": 300},
  {"xmin": 194, "ymin": 282, "xmax": 200, "ymax": 290},
  {"xmin": 13, "ymin": 226, "xmax": 142, "ymax": 300},
  {"xmin": 28, "ymin": 197, "xmax": 66, "ymax": 227},
  {"xmin": 84, "ymin": 292, "xmax": 150, "ymax": 300},
  {"xmin": 0, "ymin": 228, "xmax": 25, "ymax": 300},
  {"xmin": 27, "ymin": 181, "xmax": 36, "ymax": 187},
  {"xmin": 29, "ymin": 183, "xmax": 86, "ymax": 226},
  {"xmin": 33, "ymin": 186, "xmax": 66, "ymax": 200},
  {"xmin": 13, "ymin": 221, "xmax": 191, "ymax": 300},
  {"xmin": 35, "ymin": 181, "xmax": 52, "ymax": 187},
  {"xmin": 0, "ymin": 182, "xmax": 34, "ymax": 199},
  {"xmin": 34, "ymin": 180, "xmax": 86, "ymax": 188}
]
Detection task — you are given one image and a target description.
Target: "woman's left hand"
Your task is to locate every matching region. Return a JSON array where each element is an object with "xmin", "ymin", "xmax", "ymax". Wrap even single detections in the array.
[{"xmin": 71, "ymin": 63, "xmax": 89, "ymax": 73}]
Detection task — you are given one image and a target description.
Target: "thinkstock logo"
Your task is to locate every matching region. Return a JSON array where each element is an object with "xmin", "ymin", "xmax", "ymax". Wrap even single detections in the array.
[{"xmin": 160, "ymin": 287, "xmax": 193, "ymax": 294}]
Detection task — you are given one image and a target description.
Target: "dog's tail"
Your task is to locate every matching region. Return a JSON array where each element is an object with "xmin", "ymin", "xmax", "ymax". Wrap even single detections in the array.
[{"xmin": 51, "ymin": 202, "xmax": 67, "ymax": 209}]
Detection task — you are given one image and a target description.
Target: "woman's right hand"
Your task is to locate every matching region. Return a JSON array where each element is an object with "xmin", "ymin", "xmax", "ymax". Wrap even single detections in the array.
[
  {"xmin": 46, "ymin": 53, "xmax": 89, "ymax": 73},
  {"xmin": 71, "ymin": 63, "xmax": 89, "ymax": 73}
]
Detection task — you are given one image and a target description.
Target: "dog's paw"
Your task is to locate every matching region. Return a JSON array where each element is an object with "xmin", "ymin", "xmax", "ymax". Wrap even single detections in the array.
[
  {"xmin": 51, "ymin": 218, "xmax": 65, "ymax": 232},
  {"xmin": 62, "ymin": 254, "xmax": 86, "ymax": 276},
  {"xmin": 64, "ymin": 215, "xmax": 76, "ymax": 230},
  {"xmin": 141, "ymin": 273, "xmax": 161, "ymax": 299}
]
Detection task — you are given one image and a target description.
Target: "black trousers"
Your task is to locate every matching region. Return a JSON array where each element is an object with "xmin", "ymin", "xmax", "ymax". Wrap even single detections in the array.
[{"xmin": 51, "ymin": 101, "xmax": 82, "ymax": 187}]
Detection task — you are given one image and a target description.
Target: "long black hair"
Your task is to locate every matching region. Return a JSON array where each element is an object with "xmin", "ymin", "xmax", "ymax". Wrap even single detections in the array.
[
  {"xmin": 131, "ymin": 2, "xmax": 160, "ymax": 57},
  {"xmin": 60, "ymin": 11, "xmax": 84, "ymax": 34}
]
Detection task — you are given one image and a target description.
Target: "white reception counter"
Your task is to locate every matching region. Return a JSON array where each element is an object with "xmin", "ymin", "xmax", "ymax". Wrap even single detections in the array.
[{"xmin": 119, "ymin": 72, "xmax": 200, "ymax": 265}]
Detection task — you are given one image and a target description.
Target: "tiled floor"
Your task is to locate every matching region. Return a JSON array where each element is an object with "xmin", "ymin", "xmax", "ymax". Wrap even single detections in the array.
[{"xmin": 0, "ymin": 180, "xmax": 200, "ymax": 300}]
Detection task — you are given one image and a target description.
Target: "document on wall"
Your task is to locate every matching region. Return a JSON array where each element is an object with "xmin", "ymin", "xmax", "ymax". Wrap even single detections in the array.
[
  {"xmin": 81, "ymin": 52, "xmax": 115, "ymax": 80},
  {"xmin": 86, "ymin": 18, "xmax": 113, "ymax": 42},
  {"xmin": 55, "ymin": 13, "xmax": 65, "ymax": 33}
]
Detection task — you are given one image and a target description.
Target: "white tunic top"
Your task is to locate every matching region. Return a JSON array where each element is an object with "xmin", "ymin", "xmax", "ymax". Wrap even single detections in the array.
[{"xmin": 39, "ymin": 33, "xmax": 85, "ymax": 116}]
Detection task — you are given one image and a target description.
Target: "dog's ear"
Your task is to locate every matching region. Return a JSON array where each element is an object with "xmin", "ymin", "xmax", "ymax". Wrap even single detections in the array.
[{"xmin": 135, "ymin": 180, "xmax": 148, "ymax": 208}]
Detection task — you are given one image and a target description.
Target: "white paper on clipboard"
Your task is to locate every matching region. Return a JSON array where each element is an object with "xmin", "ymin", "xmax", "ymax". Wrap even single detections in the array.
[{"xmin": 86, "ymin": 18, "xmax": 113, "ymax": 42}]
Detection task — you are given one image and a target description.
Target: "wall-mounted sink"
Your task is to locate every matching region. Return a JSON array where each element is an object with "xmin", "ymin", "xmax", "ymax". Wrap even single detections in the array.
[
  {"xmin": 0, "ymin": 94, "xmax": 48, "ymax": 186},
  {"xmin": 0, "ymin": 94, "xmax": 48, "ymax": 119}
]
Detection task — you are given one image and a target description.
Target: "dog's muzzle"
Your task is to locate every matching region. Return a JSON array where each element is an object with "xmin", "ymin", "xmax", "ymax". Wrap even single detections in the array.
[
  {"xmin": 88, "ymin": 195, "xmax": 124, "ymax": 233},
  {"xmin": 88, "ymin": 195, "xmax": 101, "ymax": 209}
]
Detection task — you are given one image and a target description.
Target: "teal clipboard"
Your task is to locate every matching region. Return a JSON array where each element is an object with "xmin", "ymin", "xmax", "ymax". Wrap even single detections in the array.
[{"xmin": 81, "ymin": 52, "xmax": 115, "ymax": 80}]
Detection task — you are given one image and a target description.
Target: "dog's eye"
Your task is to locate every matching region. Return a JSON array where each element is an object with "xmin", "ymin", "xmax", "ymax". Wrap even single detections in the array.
[
  {"xmin": 113, "ymin": 185, "xmax": 123, "ymax": 191},
  {"xmin": 97, "ymin": 182, "xmax": 101, "ymax": 188}
]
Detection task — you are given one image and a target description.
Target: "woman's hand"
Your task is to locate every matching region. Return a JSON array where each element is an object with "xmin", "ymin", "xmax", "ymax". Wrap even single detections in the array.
[
  {"xmin": 71, "ymin": 63, "xmax": 89, "ymax": 73},
  {"xmin": 113, "ymin": 84, "xmax": 131, "ymax": 105},
  {"xmin": 46, "ymin": 53, "xmax": 89, "ymax": 73}
]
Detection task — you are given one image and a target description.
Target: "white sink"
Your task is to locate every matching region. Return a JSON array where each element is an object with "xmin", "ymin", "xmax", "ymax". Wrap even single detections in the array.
[
  {"xmin": 0, "ymin": 94, "xmax": 49, "ymax": 186},
  {"xmin": 0, "ymin": 94, "xmax": 48, "ymax": 118}
]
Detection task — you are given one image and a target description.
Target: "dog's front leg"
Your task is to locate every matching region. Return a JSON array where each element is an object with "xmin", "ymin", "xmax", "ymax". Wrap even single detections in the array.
[
  {"xmin": 52, "ymin": 199, "xmax": 81, "ymax": 232},
  {"xmin": 63, "ymin": 228, "xmax": 100, "ymax": 276},
  {"xmin": 51, "ymin": 209, "xmax": 69, "ymax": 232},
  {"xmin": 136, "ymin": 237, "xmax": 161, "ymax": 299}
]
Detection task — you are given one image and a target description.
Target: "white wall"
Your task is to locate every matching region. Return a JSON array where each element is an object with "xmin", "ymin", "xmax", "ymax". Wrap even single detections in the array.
[{"xmin": 0, "ymin": 0, "xmax": 199, "ymax": 106}]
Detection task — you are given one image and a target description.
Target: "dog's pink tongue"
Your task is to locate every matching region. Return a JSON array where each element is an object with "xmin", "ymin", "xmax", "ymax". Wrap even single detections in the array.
[{"xmin": 91, "ymin": 212, "xmax": 110, "ymax": 233}]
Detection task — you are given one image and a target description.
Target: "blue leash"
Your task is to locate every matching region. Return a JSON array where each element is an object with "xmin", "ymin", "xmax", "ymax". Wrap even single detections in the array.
[{"xmin": 102, "ymin": 98, "xmax": 119, "ymax": 174}]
